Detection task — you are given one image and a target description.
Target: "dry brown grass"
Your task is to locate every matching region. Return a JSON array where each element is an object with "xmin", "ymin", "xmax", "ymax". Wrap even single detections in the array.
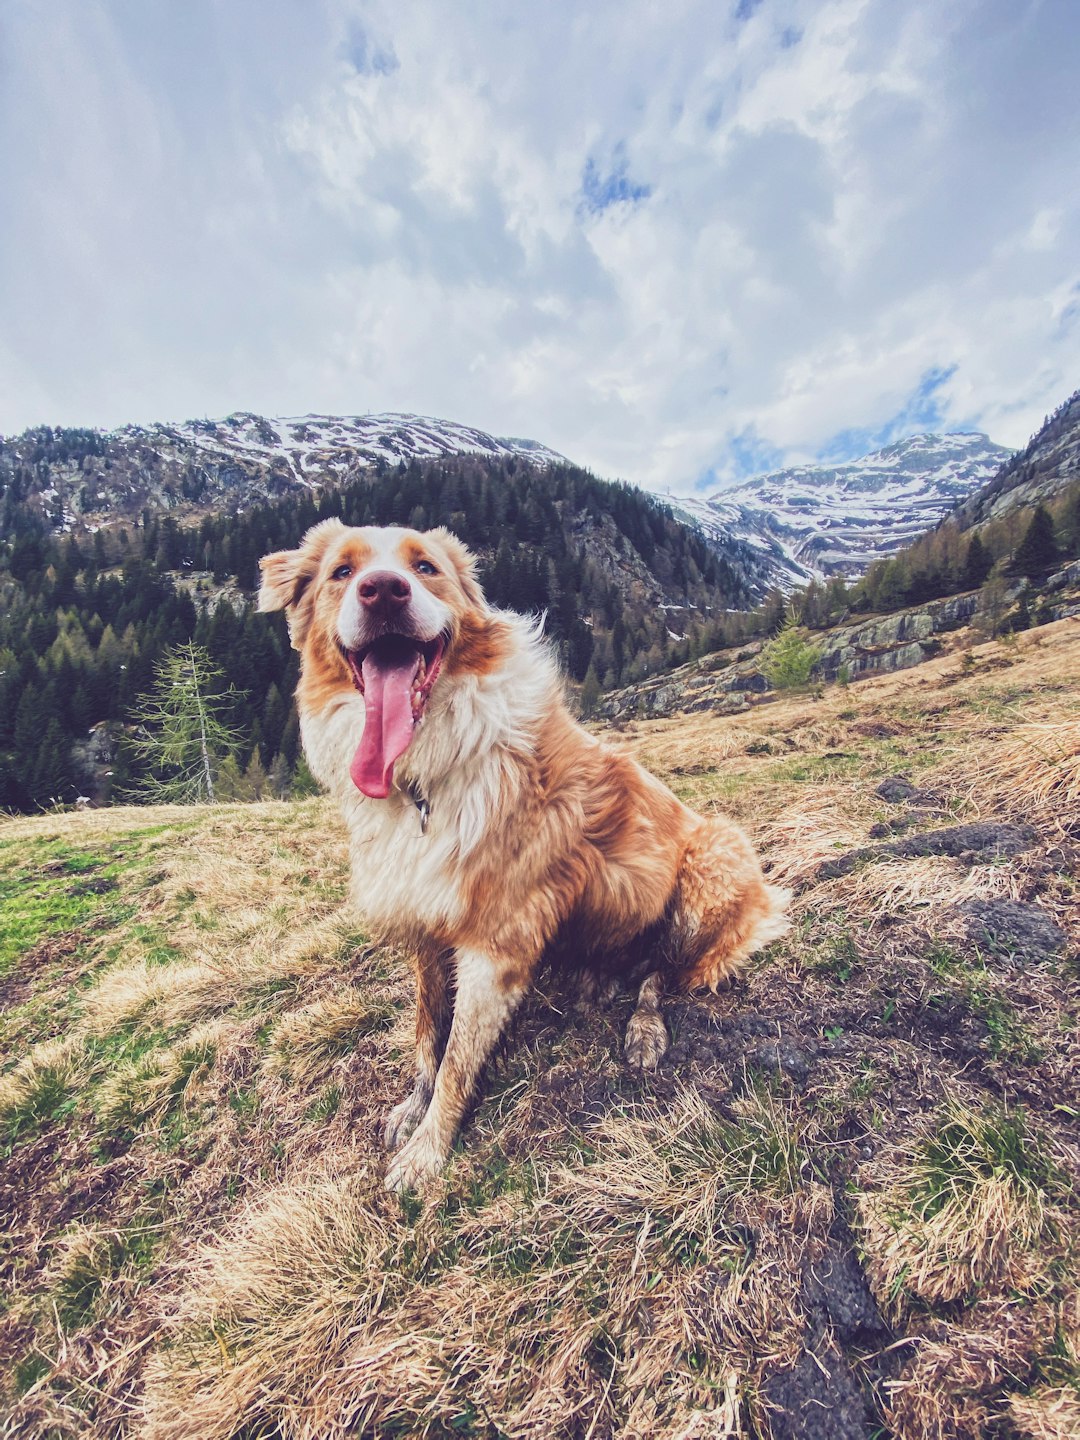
[
  {"xmin": 263, "ymin": 987, "xmax": 394, "ymax": 1084},
  {"xmin": 1008, "ymin": 1385, "xmax": 1080, "ymax": 1440},
  {"xmin": 3, "ymin": 615, "xmax": 1079, "ymax": 1439},
  {"xmin": 756, "ymin": 788, "xmax": 875, "ymax": 891},
  {"xmin": 946, "ymin": 718, "xmax": 1080, "ymax": 836},
  {"xmin": 140, "ymin": 1088, "xmax": 819, "ymax": 1440}
]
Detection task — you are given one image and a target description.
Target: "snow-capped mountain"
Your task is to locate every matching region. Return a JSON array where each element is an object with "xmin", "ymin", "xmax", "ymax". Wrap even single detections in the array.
[
  {"xmin": 131, "ymin": 411, "xmax": 569, "ymax": 484},
  {"xmin": 0, "ymin": 411, "xmax": 567, "ymax": 530},
  {"xmin": 665, "ymin": 433, "xmax": 1012, "ymax": 588}
]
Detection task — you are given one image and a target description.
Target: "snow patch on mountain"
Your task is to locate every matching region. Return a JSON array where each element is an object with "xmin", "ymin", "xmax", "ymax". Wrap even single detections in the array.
[
  {"xmin": 664, "ymin": 433, "xmax": 1012, "ymax": 589},
  {"xmin": 124, "ymin": 411, "xmax": 568, "ymax": 483}
]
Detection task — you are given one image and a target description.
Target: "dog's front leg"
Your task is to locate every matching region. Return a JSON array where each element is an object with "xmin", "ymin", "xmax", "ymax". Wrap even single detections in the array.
[
  {"xmin": 384, "ymin": 948, "xmax": 526, "ymax": 1192},
  {"xmin": 624, "ymin": 970, "xmax": 669, "ymax": 1069},
  {"xmin": 385, "ymin": 945, "xmax": 450, "ymax": 1150}
]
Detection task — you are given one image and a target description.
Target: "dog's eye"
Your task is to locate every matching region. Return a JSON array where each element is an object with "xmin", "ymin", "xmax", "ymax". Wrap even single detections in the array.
[
  {"xmin": 331, "ymin": 564, "xmax": 353, "ymax": 581},
  {"xmin": 414, "ymin": 560, "xmax": 438, "ymax": 576}
]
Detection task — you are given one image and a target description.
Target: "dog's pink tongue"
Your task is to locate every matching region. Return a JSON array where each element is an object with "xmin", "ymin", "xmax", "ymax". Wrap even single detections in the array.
[{"xmin": 350, "ymin": 642, "xmax": 422, "ymax": 799}]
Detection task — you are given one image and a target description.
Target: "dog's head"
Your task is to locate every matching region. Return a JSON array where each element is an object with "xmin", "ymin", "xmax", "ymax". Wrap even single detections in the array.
[{"xmin": 259, "ymin": 521, "xmax": 500, "ymax": 799}]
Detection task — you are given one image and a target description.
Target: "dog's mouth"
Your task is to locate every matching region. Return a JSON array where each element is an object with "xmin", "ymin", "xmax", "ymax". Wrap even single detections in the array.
[{"xmin": 343, "ymin": 634, "xmax": 447, "ymax": 799}]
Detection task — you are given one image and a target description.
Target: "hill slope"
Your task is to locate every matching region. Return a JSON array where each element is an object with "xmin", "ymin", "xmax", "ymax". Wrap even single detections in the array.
[
  {"xmin": 669, "ymin": 433, "xmax": 1011, "ymax": 588},
  {"xmin": 954, "ymin": 388, "xmax": 1080, "ymax": 529},
  {"xmin": 2, "ymin": 619, "xmax": 1077, "ymax": 1439}
]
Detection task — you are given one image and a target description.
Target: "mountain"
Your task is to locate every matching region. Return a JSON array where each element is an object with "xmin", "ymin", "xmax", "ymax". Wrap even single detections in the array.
[
  {"xmin": 0, "ymin": 411, "xmax": 568, "ymax": 532},
  {"xmin": 666, "ymin": 433, "xmax": 1012, "ymax": 589},
  {"xmin": 952, "ymin": 389, "xmax": 1080, "ymax": 529}
]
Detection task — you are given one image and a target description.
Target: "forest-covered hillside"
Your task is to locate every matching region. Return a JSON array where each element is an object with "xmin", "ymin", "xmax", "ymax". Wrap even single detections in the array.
[{"xmin": 0, "ymin": 453, "xmax": 764, "ymax": 813}]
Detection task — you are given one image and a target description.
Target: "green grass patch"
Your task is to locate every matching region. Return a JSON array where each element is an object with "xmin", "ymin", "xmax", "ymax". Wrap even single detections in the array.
[
  {"xmin": 306, "ymin": 1085, "xmax": 341, "ymax": 1122},
  {"xmin": 910, "ymin": 1104, "xmax": 1063, "ymax": 1222},
  {"xmin": 1, "ymin": 1054, "xmax": 78, "ymax": 1150},
  {"xmin": 924, "ymin": 944, "xmax": 1043, "ymax": 1062}
]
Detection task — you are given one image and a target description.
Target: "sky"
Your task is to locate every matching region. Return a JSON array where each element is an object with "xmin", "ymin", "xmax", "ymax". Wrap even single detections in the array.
[{"xmin": 1, "ymin": 0, "xmax": 1078, "ymax": 495}]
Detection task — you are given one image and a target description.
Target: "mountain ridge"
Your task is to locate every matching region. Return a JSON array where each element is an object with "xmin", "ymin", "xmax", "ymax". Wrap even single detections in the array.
[
  {"xmin": 0, "ymin": 410, "xmax": 568, "ymax": 534},
  {"xmin": 951, "ymin": 388, "xmax": 1080, "ymax": 529},
  {"xmin": 665, "ymin": 431, "xmax": 1013, "ymax": 588}
]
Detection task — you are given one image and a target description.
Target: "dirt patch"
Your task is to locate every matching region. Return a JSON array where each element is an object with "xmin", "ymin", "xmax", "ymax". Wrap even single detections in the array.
[
  {"xmin": 874, "ymin": 774, "xmax": 942, "ymax": 806},
  {"xmin": 763, "ymin": 1339, "xmax": 872, "ymax": 1440},
  {"xmin": 818, "ymin": 821, "xmax": 1039, "ymax": 879},
  {"xmin": 955, "ymin": 898, "xmax": 1069, "ymax": 963}
]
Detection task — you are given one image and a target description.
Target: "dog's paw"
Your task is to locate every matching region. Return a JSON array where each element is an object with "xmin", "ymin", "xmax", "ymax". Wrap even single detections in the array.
[
  {"xmin": 624, "ymin": 1012, "xmax": 669, "ymax": 1070},
  {"xmin": 384, "ymin": 1125, "xmax": 448, "ymax": 1193},
  {"xmin": 384, "ymin": 1090, "xmax": 429, "ymax": 1151}
]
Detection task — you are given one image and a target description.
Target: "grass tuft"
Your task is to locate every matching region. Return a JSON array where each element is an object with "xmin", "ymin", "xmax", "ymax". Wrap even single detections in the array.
[
  {"xmin": 264, "ymin": 988, "xmax": 394, "ymax": 1085},
  {"xmin": 0, "ymin": 1037, "xmax": 81, "ymax": 1147},
  {"xmin": 860, "ymin": 1102, "xmax": 1068, "ymax": 1309}
]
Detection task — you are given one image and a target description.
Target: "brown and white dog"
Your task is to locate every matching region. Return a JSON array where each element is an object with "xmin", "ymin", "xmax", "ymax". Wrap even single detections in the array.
[{"xmin": 259, "ymin": 521, "xmax": 789, "ymax": 1191}]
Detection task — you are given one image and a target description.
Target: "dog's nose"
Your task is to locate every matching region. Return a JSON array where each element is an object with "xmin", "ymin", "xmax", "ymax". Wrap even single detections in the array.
[{"xmin": 358, "ymin": 571, "xmax": 412, "ymax": 611}]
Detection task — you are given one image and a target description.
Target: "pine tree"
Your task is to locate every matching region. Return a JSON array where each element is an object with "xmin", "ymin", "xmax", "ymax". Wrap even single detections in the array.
[
  {"xmin": 213, "ymin": 754, "xmax": 249, "ymax": 801},
  {"xmin": 125, "ymin": 642, "xmax": 245, "ymax": 802},
  {"xmin": 579, "ymin": 665, "xmax": 602, "ymax": 717},
  {"xmin": 268, "ymin": 752, "xmax": 290, "ymax": 799},
  {"xmin": 759, "ymin": 612, "xmax": 819, "ymax": 689},
  {"xmin": 1012, "ymin": 505, "xmax": 1058, "ymax": 577},
  {"xmin": 290, "ymin": 755, "xmax": 321, "ymax": 797},
  {"xmin": 961, "ymin": 533, "xmax": 993, "ymax": 590},
  {"xmin": 244, "ymin": 750, "xmax": 268, "ymax": 800}
]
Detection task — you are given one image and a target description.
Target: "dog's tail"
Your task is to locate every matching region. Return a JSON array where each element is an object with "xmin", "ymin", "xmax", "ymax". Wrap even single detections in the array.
[{"xmin": 672, "ymin": 818, "xmax": 792, "ymax": 993}]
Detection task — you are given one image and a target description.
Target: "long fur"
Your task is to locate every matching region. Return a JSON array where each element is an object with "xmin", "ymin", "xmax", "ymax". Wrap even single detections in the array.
[{"xmin": 259, "ymin": 522, "xmax": 790, "ymax": 1188}]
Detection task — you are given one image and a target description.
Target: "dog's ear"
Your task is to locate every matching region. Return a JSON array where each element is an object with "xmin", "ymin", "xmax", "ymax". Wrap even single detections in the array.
[
  {"xmin": 426, "ymin": 527, "xmax": 487, "ymax": 609},
  {"xmin": 258, "ymin": 517, "xmax": 346, "ymax": 649}
]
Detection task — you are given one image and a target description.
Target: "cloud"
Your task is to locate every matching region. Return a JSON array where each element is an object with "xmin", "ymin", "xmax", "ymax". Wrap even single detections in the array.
[{"xmin": 1, "ymin": 0, "xmax": 1078, "ymax": 494}]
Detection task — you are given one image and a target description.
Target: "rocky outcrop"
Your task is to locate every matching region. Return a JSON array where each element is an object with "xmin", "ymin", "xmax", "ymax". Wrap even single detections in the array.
[
  {"xmin": 592, "ymin": 572, "xmax": 1080, "ymax": 723},
  {"xmin": 954, "ymin": 389, "xmax": 1080, "ymax": 527}
]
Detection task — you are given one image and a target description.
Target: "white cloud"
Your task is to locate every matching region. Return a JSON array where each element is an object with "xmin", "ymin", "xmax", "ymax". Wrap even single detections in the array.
[{"xmin": 1, "ymin": 0, "xmax": 1078, "ymax": 492}]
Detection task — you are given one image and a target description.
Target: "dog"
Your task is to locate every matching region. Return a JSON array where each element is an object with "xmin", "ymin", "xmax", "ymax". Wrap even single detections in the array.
[{"xmin": 258, "ymin": 520, "xmax": 789, "ymax": 1191}]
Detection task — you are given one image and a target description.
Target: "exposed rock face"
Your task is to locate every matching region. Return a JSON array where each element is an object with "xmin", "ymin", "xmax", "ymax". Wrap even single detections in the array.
[
  {"xmin": 593, "ymin": 592, "xmax": 982, "ymax": 721},
  {"xmin": 593, "ymin": 567, "xmax": 1080, "ymax": 723},
  {"xmin": 954, "ymin": 389, "xmax": 1080, "ymax": 527}
]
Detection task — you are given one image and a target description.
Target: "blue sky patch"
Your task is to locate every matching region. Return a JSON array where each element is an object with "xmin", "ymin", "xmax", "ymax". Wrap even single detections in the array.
[
  {"xmin": 817, "ymin": 366, "xmax": 961, "ymax": 463},
  {"xmin": 580, "ymin": 147, "xmax": 652, "ymax": 216},
  {"xmin": 697, "ymin": 428, "xmax": 787, "ymax": 490},
  {"xmin": 343, "ymin": 23, "xmax": 399, "ymax": 77}
]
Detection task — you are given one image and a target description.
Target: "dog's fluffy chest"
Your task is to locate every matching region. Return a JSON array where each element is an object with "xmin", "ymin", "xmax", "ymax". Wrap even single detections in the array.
[
  {"xmin": 300, "ymin": 695, "xmax": 495, "ymax": 933},
  {"xmin": 344, "ymin": 796, "xmax": 468, "ymax": 931}
]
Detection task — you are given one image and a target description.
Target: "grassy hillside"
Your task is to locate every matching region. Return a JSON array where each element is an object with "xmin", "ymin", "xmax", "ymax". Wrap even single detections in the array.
[{"xmin": 2, "ymin": 621, "xmax": 1079, "ymax": 1439}]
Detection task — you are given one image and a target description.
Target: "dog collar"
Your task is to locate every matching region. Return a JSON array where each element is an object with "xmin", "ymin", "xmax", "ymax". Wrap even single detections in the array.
[{"xmin": 405, "ymin": 781, "xmax": 430, "ymax": 835}]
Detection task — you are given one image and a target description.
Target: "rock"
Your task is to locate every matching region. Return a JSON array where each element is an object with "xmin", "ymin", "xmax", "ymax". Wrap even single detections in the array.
[
  {"xmin": 1045, "ymin": 558, "xmax": 1080, "ymax": 593},
  {"xmin": 763, "ymin": 1344, "xmax": 872, "ymax": 1440},
  {"xmin": 891, "ymin": 821, "xmax": 1038, "ymax": 861},
  {"xmin": 956, "ymin": 898, "xmax": 1067, "ymax": 963},
  {"xmin": 721, "ymin": 670, "xmax": 769, "ymax": 693},
  {"xmin": 745, "ymin": 1038, "xmax": 815, "ymax": 1087}
]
